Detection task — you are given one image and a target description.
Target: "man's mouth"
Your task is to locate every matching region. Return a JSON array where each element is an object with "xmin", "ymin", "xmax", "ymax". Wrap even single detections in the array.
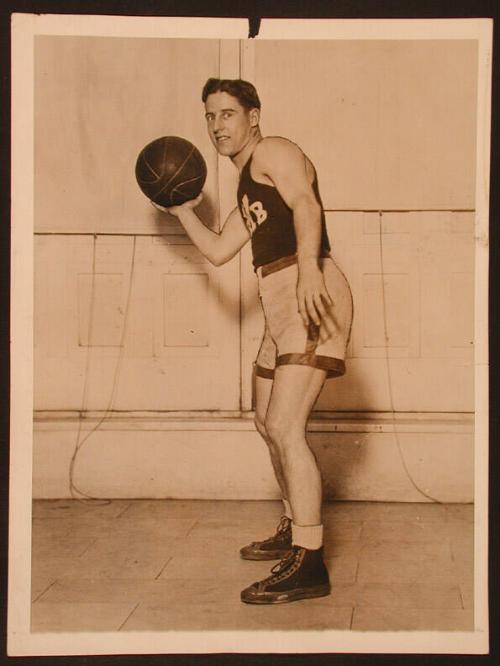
[{"xmin": 216, "ymin": 136, "xmax": 229, "ymax": 143}]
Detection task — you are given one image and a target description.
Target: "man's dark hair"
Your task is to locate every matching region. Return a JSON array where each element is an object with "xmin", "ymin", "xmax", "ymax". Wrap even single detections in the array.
[{"xmin": 202, "ymin": 78, "xmax": 261, "ymax": 110}]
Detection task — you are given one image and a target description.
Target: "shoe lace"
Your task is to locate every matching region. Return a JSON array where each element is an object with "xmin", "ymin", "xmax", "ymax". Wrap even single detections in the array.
[
  {"xmin": 275, "ymin": 516, "xmax": 291, "ymax": 536},
  {"xmin": 265, "ymin": 546, "xmax": 299, "ymax": 583},
  {"xmin": 257, "ymin": 516, "xmax": 291, "ymax": 546}
]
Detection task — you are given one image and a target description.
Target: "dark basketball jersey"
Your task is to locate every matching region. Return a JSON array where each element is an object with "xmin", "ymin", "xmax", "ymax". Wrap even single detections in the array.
[{"xmin": 237, "ymin": 151, "xmax": 331, "ymax": 269}]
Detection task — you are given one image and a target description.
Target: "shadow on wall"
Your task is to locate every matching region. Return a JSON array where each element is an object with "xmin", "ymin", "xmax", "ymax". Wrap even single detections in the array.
[
  {"xmin": 150, "ymin": 189, "xmax": 218, "ymax": 233},
  {"xmin": 313, "ymin": 433, "xmax": 366, "ymax": 501},
  {"xmin": 152, "ymin": 191, "xmax": 258, "ymax": 319},
  {"xmin": 313, "ymin": 361, "xmax": 370, "ymax": 500}
]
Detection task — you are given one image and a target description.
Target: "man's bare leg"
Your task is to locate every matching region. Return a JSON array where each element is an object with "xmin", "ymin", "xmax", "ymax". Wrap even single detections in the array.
[
  {"xmin": 254, "ymin": 375, "xmax": 288, "ymax": 501},
  {"xmin": 239, "ymin": 374, "xmax": 293, "ymax": 560},
  {"xmin": 264, "ymin": 364, "xmax": 327, "ymax": 526},
  {"xmin": 241, "ymin": 364, "xmax": 331, "ymax": 604}
]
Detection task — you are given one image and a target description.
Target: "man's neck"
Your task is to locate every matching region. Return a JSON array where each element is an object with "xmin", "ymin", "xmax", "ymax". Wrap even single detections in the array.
[{"xmin": 231, "ymin": 131, "xmax": 262, "ymax": 172}]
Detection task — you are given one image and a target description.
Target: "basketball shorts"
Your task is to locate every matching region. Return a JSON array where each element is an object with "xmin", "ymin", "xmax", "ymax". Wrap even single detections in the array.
[{"xmin": 255, "ymin": 254, "xmax": 353, "ymax": 379}]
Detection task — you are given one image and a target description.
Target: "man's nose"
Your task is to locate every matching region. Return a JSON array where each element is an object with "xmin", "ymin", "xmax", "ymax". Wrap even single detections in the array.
[{"xmin": 213, "ymin": 116, "xmax": 224, "ymax": 132}]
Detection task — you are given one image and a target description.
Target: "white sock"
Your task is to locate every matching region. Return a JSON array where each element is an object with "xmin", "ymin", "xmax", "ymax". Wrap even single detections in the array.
[
  {"xmin": 292, "ymin": 523, "xmax": 324, "ymax": 550},
  {"xmin": 282, "ymin": 498, "xmax": 292, "ymax": 519}
]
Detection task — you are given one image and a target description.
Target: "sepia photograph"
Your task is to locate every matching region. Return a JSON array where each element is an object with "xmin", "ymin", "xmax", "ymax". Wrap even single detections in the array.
[{"xmin": 9, "ymin": 14, "xmax": 491, "ymax": 656}]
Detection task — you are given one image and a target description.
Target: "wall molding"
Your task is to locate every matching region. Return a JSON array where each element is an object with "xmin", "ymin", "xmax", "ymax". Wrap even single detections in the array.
[
  {"xmin": 34, "ymin": 410, "xmax": 473, "ymax": 434},
  {"xmin": 32, "ymin": 411, "xmax": 474, "ymax": 502}
]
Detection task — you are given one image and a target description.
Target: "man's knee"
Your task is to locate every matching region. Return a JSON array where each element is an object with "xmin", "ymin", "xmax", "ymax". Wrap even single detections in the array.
[
  {"xmin": 264, "ymin": 414, "xmax": 293, "ymax": 450},
  {"xmin": 256, "ymin": 414, "xmax": 289, "ymax": 456},
  {"xmin": 254, "ymin": 415, "xmax": 268, "ymax": 440}
]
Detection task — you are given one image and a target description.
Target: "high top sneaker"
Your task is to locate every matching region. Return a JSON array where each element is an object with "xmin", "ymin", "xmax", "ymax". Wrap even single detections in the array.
[
  {"xmin": 240, "ymin": 516, "xmax": 292, "ymax": 560},
  {"xmin": 240, "ymin": 545, "xmax": 331, "ymax": 604}
]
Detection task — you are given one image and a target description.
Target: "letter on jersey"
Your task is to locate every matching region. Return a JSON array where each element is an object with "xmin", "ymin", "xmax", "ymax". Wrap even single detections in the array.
[{"xmin": 241, "ymin": 194, "xmax": 268, "ymax": 234}]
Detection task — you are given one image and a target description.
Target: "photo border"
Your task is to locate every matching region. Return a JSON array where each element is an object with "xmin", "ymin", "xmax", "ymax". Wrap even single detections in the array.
[{"xmin": 7, "ymin": 10, "xmax": 494, "ymax": 659}]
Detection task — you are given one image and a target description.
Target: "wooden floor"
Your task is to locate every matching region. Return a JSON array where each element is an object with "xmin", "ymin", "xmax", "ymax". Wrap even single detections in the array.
[{"xmin": 31, "ymin": 499, "xmax": 474, "ymax": 632}]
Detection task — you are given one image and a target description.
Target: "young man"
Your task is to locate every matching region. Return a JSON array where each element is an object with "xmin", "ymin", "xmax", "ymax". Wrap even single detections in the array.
[{"xmin": 155, "ymin": 78, "xmax": 353, "ymax": 604}]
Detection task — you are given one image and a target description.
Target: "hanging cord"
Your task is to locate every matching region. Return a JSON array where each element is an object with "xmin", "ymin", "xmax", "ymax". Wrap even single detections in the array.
[
  {"xmin": 69, "ymin": 234, "xmax": 137, "ymax": 504},
  {"xmin": 66, "ymin": 216, "xmax": 442, "ymax": 504},
  {"xmin": 377, "ymin": 211, "xmax": 443, "ymax": 504}
]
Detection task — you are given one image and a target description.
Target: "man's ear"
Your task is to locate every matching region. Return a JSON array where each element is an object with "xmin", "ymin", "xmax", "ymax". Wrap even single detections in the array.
[{"xmin": 249, "ymin": 108, "xmax": 260, "ymax": 128}]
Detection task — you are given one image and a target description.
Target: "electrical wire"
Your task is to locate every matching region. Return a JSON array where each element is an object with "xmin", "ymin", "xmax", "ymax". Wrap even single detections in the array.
[
  {"xmin": 67, "ymin": 213, "xmax": 443, "ymax": 505},
  {"xmin": 68, "ymin": 233, "xmax": 137, "ymax": 504},
  {"xmin": 377, "ymin": 211, "xmax": 443, "ymax": 504}
]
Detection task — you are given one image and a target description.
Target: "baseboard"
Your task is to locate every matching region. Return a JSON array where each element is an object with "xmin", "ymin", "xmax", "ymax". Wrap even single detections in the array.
[{"xmin": 32, "ymin": 412, "xmax": 474, "ymax": 502}]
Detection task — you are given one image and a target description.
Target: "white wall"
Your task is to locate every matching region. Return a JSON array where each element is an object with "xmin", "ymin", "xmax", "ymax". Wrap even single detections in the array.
[
  {"xmin": 242, "ymin": 39, "xmax": 477, "ymax": 414},
  {"xmin": 35, "ymin": 36, "xmax": 221, "ymax": 234},
  {"xmin": 34, "ymin": 36, "xmax": 241, "ymax": 411},
  {"xmin": 33, "ymin": 37, "xmax": 478, "ymax": 500},
  {"xmin": 252, "ymin": 40, "xmax": 477, "ymax": 210}
]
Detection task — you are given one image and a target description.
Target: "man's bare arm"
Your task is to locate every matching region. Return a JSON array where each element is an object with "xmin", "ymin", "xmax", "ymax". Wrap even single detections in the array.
[{"xmin": 153, "ymin": 197, "xmax": 250, "ymax": 266}]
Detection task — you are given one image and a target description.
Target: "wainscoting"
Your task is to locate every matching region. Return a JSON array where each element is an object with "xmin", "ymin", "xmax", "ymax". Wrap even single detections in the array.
[{"xmin": 33, "ymin": 411, "xmax": 473, "ymax": 502}]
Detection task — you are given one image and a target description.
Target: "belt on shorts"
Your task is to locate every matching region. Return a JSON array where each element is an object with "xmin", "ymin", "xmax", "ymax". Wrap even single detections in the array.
[{"xmin": 257, "ymin": 253, "xmax": 331, "ymax": 278}]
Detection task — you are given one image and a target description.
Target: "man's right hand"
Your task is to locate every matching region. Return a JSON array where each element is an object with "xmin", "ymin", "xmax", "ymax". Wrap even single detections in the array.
[{"xmin": 150, "ymin": 193, "xmax": 203, "ymax": 218}]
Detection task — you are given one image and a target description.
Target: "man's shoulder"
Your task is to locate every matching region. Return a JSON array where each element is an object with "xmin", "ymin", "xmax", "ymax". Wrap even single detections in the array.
[
  {"xmin": 257, "ymin": 136, "xmax": 302, "ymax": 155},
  {"xmin": 254, "ymin": 136, "xmax": 304, "ymax": 168}
]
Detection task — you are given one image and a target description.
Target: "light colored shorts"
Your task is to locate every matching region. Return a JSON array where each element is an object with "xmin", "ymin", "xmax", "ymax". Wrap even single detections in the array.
[{"xmin": 255, "ymin": 254, "xmax": 353, "ymax": 379}]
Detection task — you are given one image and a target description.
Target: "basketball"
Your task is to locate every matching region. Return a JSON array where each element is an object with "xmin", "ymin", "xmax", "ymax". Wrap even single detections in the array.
[{"xmin": 135, "ymin": 136, "xmax": 207, "ymax": 207}]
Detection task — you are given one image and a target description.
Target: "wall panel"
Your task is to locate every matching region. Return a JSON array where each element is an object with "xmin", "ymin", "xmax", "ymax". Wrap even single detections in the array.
[
  {"xmin": 314, "ymin": 211, "xmax": 475, "ymax": 412},
  {"xmin": 34, "ymin": 37, "xmax": 242, "ymax": 412},
  {"xmin": 35, "ymin": 36, "xmax": 220, "ymax": 233},
  {"xmin": 253, "ymin": 40, "xmax": 477, "ymax": 210},
  {"xmin": 242, "ymin": 39, "xmax": 477, "ymax": 416},
  {"xmin": 34, "ymin": 235, "xmax": 240, "ymax": 411}
]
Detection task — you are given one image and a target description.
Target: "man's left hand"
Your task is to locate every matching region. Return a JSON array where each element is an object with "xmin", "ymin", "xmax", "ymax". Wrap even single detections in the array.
[{"xmin": 297, "ymin": 268, "xmax": 337, "ymax": 341}]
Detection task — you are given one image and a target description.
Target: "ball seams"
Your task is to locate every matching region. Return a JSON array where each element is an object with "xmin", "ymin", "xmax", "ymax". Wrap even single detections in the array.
[
  {"xmin": 138, "ymin": 152, "xmax": 162, "ymax": 182},
  {"xmin": 169, "ymin": 174, "xmax": 205, "ymax": 205},
  {"xmin": 135, "ymin": 136, "xmax": 207, "ymax": 205},
  {"xmin": 152, "ymin": 145, "xmax": 196, "ymax": 200}
]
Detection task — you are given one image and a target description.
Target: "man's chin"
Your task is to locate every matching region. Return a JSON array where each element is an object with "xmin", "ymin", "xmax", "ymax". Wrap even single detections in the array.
[{"xmin": 215, "ymin": 144, "xmax": 233, "ymax": 156}]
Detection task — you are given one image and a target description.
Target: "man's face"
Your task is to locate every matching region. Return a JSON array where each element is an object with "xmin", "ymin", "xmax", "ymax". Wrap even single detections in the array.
[{"xmin": 204, "ymin": 91, "xmax": 258, "ymax": 157}]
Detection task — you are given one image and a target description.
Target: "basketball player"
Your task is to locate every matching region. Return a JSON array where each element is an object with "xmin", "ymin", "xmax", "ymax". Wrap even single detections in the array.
[{"xmin": 153, "ymin": 78, "xmax": 353, "ymax": 604}]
